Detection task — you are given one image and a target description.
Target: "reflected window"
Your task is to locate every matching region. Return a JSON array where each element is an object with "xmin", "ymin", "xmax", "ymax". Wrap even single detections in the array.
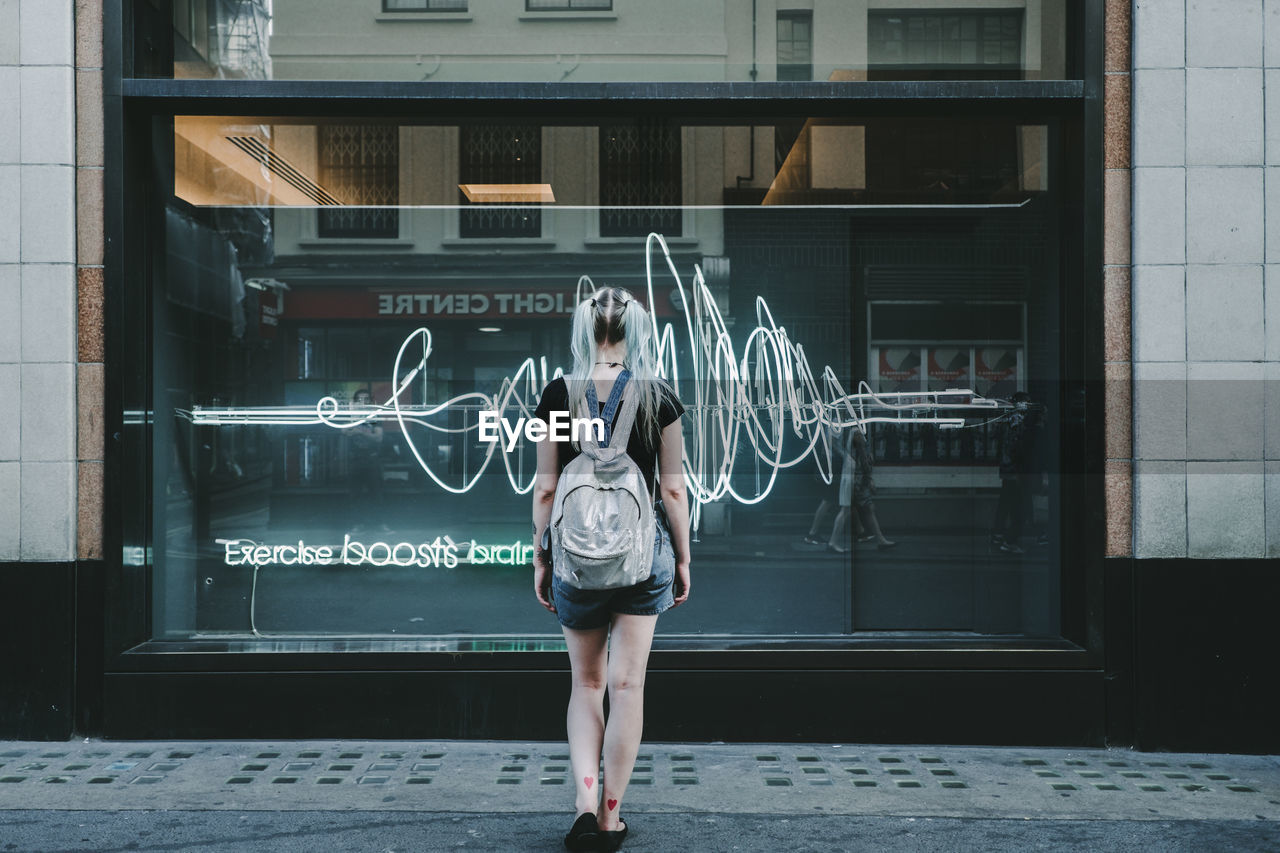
[
  {"xmin": 776, "ymin": 11, "xmax": 813, "ymax": 81},
  {"xmin": 384, "ymin": 0, "xmax": 467, "ymax": 10},
  {"xmin": 600, "ymin": 121, "xmax": 682, "ymax": 238},
  {"xmin": 317, "ymin": 125, "xmax": 400, "ymax": 239},
  {"xmin": 459, "ymin": 125, "xmax": 542, "ymax": 238},
  {"xmin": 526, "ymin": 0, "xmax": 612, "ymax": 9},
  {"xmin": 869, "ymin": 10, "xmax": 1024, "ymax": 80}
]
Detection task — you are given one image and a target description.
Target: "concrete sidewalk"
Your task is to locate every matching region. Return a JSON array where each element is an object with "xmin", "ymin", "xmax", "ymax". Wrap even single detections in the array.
[{"xmin": 1, "ymin": 740, "xmax": 1278, "ymax": 851}]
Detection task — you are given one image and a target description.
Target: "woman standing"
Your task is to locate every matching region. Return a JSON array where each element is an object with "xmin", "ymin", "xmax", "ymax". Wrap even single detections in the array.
[{"xmin": 531, "ymin": 286, "xmax": 691, "ymax": 852}]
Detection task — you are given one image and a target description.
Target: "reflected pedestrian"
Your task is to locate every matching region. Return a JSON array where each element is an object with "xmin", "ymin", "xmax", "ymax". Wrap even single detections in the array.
[
  {"xmin": 991, "ymin": 391, "xmax": 1033, "ymax": 554},
  {"xmin": 851, "ymin": 427, "xmax": 894, "ymax": 549}
]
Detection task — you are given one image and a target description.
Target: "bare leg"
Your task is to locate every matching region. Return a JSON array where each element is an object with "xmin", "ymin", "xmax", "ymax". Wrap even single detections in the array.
[
  {"xmin": 807, "ymin": 499, "xmax": 835, "ymax": 537},
  {"xmin": 598, "ymin": 612, "xmax": 659, "ymax": 832},
  {"xmin": 563, "ymin": 624, "xmax": 609, "ymax": 817},
  {"xmin": 827, "ymin": 507, "xmax": 851, "ymax": 549},
  {"xmin": 857, "ymin": 504, "xmax": 894, "ymax": 546}
]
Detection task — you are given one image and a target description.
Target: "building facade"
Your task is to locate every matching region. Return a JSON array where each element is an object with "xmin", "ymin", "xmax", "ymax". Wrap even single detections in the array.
[{"xmin": 0, "ymin": 0, "xmax": 1274, "ymax": 753}]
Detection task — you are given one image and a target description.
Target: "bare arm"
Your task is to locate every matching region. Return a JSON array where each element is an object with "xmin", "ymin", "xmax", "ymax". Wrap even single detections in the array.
[
  {"xmin": 531, "ymin": 436, "xmax": 559, "ymax": 612},
  {"xmin": 657, "ymin": 417, "xmax": 692, "ymax": 606}
]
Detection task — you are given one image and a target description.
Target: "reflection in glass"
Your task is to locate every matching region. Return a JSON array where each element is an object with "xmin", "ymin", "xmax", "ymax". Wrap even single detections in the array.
[
  {"xmin": 154, "ymin": 113, "xmax": 1069, "ymax": 642},
  {"xmin": 166, "ymin": 0, "xmax": 1074, "ymax": 82}
]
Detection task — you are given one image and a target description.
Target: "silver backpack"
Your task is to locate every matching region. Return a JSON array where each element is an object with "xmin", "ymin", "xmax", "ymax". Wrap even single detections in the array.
[{"xmin": 549, "ymin": 371, "xmax": 656, "ymax": 590}]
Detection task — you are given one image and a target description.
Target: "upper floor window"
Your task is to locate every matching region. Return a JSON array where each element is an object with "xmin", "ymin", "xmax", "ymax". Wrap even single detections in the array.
[
  {"xmin": 383, "ymin": 0, "xmax": 468, "ymax": 11},
  {"xmin": 317, "ymin": 124, "xmax": 400, "ymax": 239},
  {"xmin": 600, "ymin": 120, "xmax": 682, "ymax": 238},
  {"xmin": 459, "ymin": 124, "xmax": 542, "ymax": 238},
  {"xmin": 777, "ymin": 11, "xmax": 814, "ymax": 81},
  {"xmin": 525, "ymin": 0, "xmax": 612, "ymax": 10},
  {"xmin": 868, "ymin": 10, "xmax": 1024, "ymax": 81}
]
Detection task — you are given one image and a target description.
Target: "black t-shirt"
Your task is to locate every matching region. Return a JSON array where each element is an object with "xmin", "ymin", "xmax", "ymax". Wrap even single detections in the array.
[{"xmin": 533, "ymin": 376, "xmax": 685, "ymax": 496}]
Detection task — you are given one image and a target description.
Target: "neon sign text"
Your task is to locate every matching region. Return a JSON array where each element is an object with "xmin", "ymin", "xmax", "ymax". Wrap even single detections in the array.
[{"xmin": 221, "ymin": 537, "xmax": 536, "ymax": 569}]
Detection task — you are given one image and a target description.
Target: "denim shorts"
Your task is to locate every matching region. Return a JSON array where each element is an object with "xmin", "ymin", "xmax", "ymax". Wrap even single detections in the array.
[{"xmin": 552, "ymin": 511, "xmax": 676, "ymax": 630}]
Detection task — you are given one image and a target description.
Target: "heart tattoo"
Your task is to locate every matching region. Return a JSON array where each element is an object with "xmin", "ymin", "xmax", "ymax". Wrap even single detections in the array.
[
  {"xmin": 584, "ymin": 776, "xmax": 593, "ymax": 789},
  {"xmin": 607, "ymin": 798, "xmax": 618, "ymax": 810}
]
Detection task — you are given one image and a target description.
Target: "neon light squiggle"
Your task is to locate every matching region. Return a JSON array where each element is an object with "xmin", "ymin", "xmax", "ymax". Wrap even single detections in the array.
[{"xmin": 183, "ymin": 234, "xmax": 1011, "ymax": 524}]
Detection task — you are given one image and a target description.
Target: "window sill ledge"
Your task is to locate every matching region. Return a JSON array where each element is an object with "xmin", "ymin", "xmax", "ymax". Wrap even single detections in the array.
[
  {"xmin": 441, "ymin": 237, "xmax": 557, "ymax": 249},
  {"xmin": 375, "ymin": 12, "xmax": 473, "ymax": 22},
  {"xmin": 517, "ymin": 12, "xmax": 617, "ymax": 22},
  {"xmin": 298, "ymin": 238, "xmax": 416, "ymax": 250}
]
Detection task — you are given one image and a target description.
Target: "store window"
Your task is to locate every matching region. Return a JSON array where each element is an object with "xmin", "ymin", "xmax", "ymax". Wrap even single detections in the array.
[{"xmin": 153, "ymin": 111, "xmax": 1073, "ymax": 641}]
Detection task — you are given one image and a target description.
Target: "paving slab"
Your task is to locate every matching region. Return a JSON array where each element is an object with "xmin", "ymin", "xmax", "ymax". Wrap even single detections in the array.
[{"xmin": 0, "ymin": 740, "xmax": 1277, "ymax": 824}]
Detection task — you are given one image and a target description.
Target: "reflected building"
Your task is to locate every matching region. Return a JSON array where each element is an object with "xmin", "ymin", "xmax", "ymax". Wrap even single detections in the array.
[{"xmin": 152, "ymin": 1, "xmax": 1077, "ymax": 641}]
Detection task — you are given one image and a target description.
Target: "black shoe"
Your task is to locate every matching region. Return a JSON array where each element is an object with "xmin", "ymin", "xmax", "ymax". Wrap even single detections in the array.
[
  {"xmin": 564, "ymin": 812, "xmax": 599, "ymax": 852},
  {"xmin": 597, "ymin": 819, "xmax": 628, "ymax": 852}
]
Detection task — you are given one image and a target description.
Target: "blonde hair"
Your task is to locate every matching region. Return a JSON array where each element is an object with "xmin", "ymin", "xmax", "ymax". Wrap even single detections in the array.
[{"xmin": 565, "ymin": 286, "xmax": 665, "ymax": 452}]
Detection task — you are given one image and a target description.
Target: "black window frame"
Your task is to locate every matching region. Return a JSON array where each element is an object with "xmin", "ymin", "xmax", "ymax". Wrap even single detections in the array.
[
  {"xmin": 104, "ymin": 0, "xmax": 1104, "ymax": 742},
  {"xmin": 525, "ymin": 0, "xmax": 612, "ymax": 11},
  {"xmin": 381, "ymin": 0, "xmax": 469, "ymax": 12}
]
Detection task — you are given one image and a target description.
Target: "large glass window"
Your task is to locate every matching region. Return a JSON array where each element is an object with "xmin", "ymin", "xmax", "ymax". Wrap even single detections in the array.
[
  {"xmin": 161, "ymin": 0, "xmax": 1075, "ymax": 82},
  {"xmin": 154, "ymin": 112, "xmax": 1074, "ymax": 641}
]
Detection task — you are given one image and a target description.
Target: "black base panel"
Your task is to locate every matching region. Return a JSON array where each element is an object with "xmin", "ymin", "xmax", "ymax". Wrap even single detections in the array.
[
  {"xmin": 1132, "ymin": 558, "xmax": 1280, "ymax": 754},
  {"xmin": 75, "ymin": 560, "xmax": 107, "ymax": 736},
  {"xmin": 0, "ymin": 561, "xmax": 75, "ymax": 740},
  {"xmin": 104, "ymin": 669, "xmax": 1104, "ymax": 745}
]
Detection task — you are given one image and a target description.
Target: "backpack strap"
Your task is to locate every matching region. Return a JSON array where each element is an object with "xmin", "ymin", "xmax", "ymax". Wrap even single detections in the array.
[{"xmin": 580, "ymin": 370, "xmax": 637, "ymax": 458}]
